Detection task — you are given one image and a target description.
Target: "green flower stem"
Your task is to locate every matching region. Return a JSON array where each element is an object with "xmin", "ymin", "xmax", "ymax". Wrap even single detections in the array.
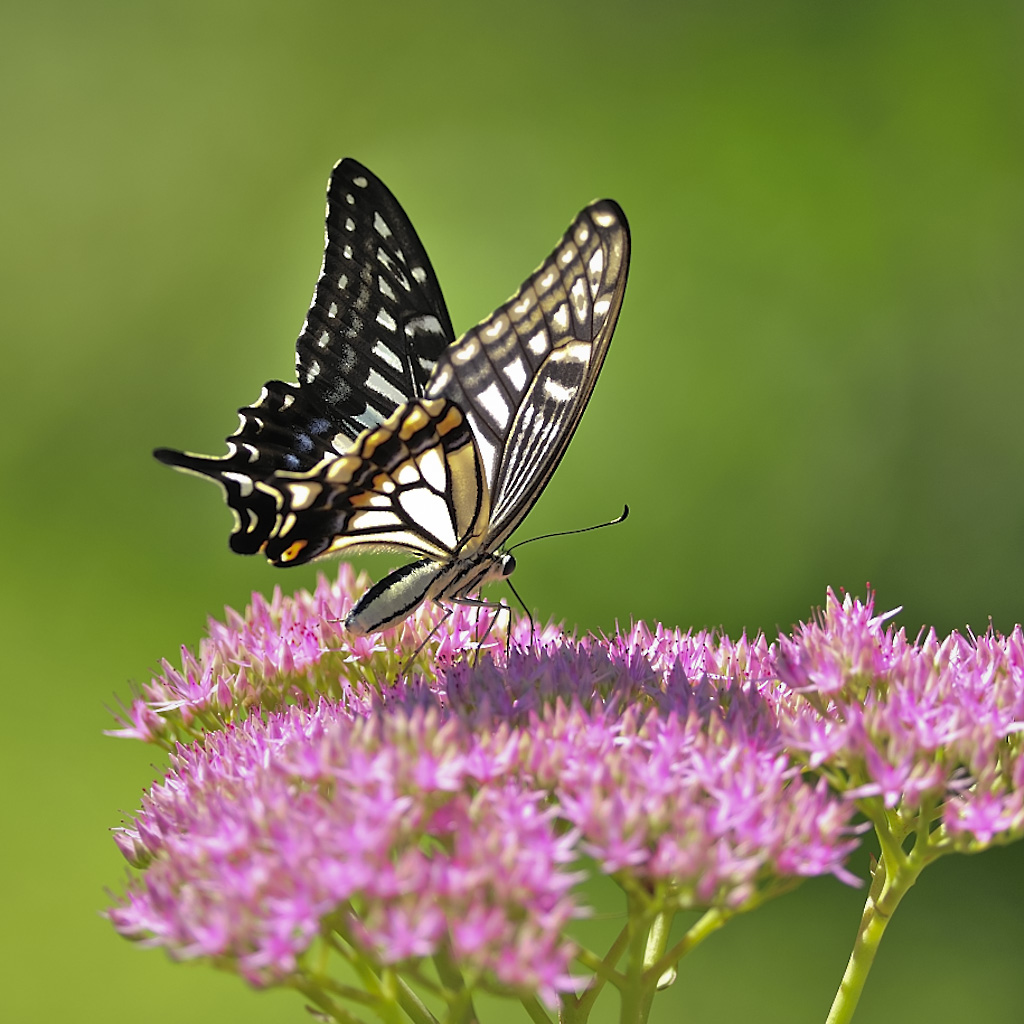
[
  {"xmin": 647, "ymin": 906, "xmax": 729, "ymax": 983},
  {"xmin": 825, "ymin": 809, "xmax": 934, "ymax": 1024},
  {"xmin": 290, "ymin": 977, "xmax": 365, "ymax": 1024},
  {"xmin": 636, "ymin": 909, "xmax": 676, "ymax": 1023},
  {"xmin": 326, "ymin": 914, "xmax": 438, "ymax": 1024},
  {"xmin": 520, "ymin": 994, "xmax": 555, "ymax": 1024},
  {"xmin": 432, "ymin": 939, "xmax": 478, "ymax": 1024},
  {"xmin": 565, "ymin": 927, "xmax": 630, "ymax": 1024},
  {"xmin": 618, "ymin": 895, "xmax": 673, "ymax": 1024}
]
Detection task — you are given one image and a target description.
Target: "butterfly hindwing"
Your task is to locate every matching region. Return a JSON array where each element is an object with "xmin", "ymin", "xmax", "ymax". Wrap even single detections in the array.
[
  {"xmin": 264, "ymin": 398, "xmax": 487, "ymax": 567},
  {"xmin": 154, "ymin": 159, "xmax": 455, "ymax": 554}
]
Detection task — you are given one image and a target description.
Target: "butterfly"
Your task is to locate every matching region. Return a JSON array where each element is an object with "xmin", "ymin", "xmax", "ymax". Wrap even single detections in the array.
[{"xmin": 156, "ymin": 158, "xmax": 630, "ymax": 635}]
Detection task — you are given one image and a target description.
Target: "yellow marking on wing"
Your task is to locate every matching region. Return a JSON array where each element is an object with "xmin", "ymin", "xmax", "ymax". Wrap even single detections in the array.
[
  {"xmin": 285, "ymin": 482, "xmax": 322, "ymax": 510},
  {"xmin": 436, "ymin": 406, "xmax": 464, "ymax": 437},
  {"xmin": 362, "ymin": 428, "xmax": 390, "ymax": 458},
  {"xmin": 399, "ymin": 405, "xmax": 430, "ymax": 440},
  {"xmin": 280, "ymin": 539, "xmax": 308, "ymax": 562},
  {"xmin": 446, "ymin": 440, "xmax": 485, "ymax": 540},
  {"xmin": 326, "ymin": 455, "xmax": 358, "ymax": 484}
]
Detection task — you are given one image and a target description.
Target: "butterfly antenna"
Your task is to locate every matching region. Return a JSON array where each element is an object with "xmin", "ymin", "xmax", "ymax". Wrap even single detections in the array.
[{"xmin": 507, "ymin": 504, "xmax": 629, "ymax": 554}]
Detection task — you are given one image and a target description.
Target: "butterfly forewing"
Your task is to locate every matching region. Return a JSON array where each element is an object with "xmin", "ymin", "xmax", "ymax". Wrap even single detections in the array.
[
  {"xmin": 424, "ymin": 200, "xmax": 629, "ymax": 548},
  {"xmin": 297, "ymin": 159, "xmax": 455, "ymax": 441},
  {"xmin": 154, "ymin": 159, "xmax": 454, "ymax": 554}
]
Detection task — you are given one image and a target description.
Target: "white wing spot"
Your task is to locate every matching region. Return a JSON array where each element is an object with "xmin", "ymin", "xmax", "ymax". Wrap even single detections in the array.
[
  {"xmin": 373, "ymin": 212, "xmax": 392, "ymax": 238},
  {"xmin": 540, "ymin": 271, "xmax": 556, "ymax": 291},
  {"xmin": 345, "ymin": 217, "xmax": 355, "ymax": 232},
  {"xmin": 502, "ymin": 355, "xmax": 527, "ymax": 392},
  {"xmin": 343, "ymin": 244, "xmax": 353, "ymax": 259},
  {"xmin": 527, "ymin": 330, "xmax": 548, "ymax": 356},
  {"xmin": 351, "ymin": 510, "xmax": 404, "ymax": 531},
  {"xmin": 485, "ymin": 319, "xmax": 505, "ymax": 339},
  {"xmin": 372, "ymin": 339, "xmax": 403, "ymax": 372},
  {"xmin": 560, "ymin": 247, "xmax": 575, "ymax": 265},
  {"xmin": 571, "ymin": 277, "xmax": 589, "ymax": 319},
  {"xmin": 513, "ymin": 295, "xmax": 532, "ymax": 316},
  {"xmin": 280, "ymin": 393, "xmax": 296, "ymax": 410},
  {"xmin": 594, "ymin": 298, "xmax": 610, "ymax": 318},
  {"xmin": 345, "ymin": 192, "xmax": 355, "ymax": 205},
  {"xmin": 399, "ymin": 489, "xmax": 457, "ymax": 549},
  {"xmin": 328, "ymin": 302, "xmax": 338, "ymax": 319},
  {"xmin": 305, "ymin": 360, "xmax": 321, "ymax": 382},
  {"xmin": 543, "ymin": 377, "xmax": 578, "ymax": 402},
  {"xmin": 378, "ymin": 276, "xmax": 397, "ymax": 301},
  {"xmin": 353, "ymin": 175, "xmax": 368, "ymax": 188},
  {"xmin": 337, "ymin": 273, "xmax": 348, "ymax": 290},
  {"xmin": 417, "ymin": 446, "xmax": 447, "ymax": 492},
  {"xmin": 366, "ymin": 368, "xmax": 407, "ymax": 405},
  {"xmin": 576, "ymin": 225, "xmax": 590, "ymax": 244},
  {"xmin": 376, "ymin": 307, "xmax": 397, "ymax": 332},
  {"xmin": 427, "ymin": 366, "xmax": 452, "ymax": 394},
  {"xmin": 478, "ymin": 382, "xmax": 510, "ymax": 429},
  {"xmin": 588, "ymin": 248, "xmax": 604, "ymax": 278},
  {"xmin": 467, "ymin": 411, "xmax": 498, "ymax": 489},
  {"xmin": 552, "ymin": 304, "xmax": 570, "ymax": 330},
  {"xmin": 412, "ymin": 266, "xmax": 427, "ymax": 284},
  {"xmin": 453, "ymin": 338, "xmax": 480, "ymax": 364},
  {"xmin": 396, "ymin": 462, "xmax": 420, "ymax": 485},
  {"xmin": 222, "ymin": 472, "xmax": 254, "ymax": 497},
  {"xmin": 317, "ymin": 330, "xmax": 330, "ymax": 349},
  {"xmin": 592, "ymin": 209, "xmax": 616, "ymax": 227}
]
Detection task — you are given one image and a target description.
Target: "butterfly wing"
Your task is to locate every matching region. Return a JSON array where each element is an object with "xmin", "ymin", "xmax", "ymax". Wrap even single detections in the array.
[
  {"xmin": 263, "ymin": 398, "xmax": 487, "ymax": 567},
  {"xmin": 154, "ymin": 159, "xmax": 455, "ymax": 554},
  {"xmin": 424, "ymin": 199, "xmax": 629, "ymax": 551}
]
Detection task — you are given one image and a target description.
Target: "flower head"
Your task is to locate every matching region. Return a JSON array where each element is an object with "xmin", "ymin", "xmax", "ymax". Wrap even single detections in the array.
[{"xmin": 108, "ymin": 568, "xmax": 859, "ymax": 1005}]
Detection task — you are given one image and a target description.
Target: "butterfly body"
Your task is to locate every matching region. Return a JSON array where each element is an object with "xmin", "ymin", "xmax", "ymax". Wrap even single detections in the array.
[{"xmin": 156, "ymin": 160, "xmax": 629, "ymax": 634}]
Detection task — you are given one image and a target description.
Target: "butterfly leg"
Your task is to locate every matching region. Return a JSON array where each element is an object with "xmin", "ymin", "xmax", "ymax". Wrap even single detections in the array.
[
  {"xmin": 450, "ymin": 595, "xmax": 511, "ymax": 665},
  {"xmin": 396, "ymin": 605, "xmax": 454, "ymax": 680},
  {"xmin": 503, "ymin": 578, "xmax": 535, "ymax": 654}
]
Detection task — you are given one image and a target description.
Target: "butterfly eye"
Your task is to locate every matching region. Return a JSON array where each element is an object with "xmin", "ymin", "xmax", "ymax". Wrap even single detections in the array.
[{"xmin": 499, "ymin": 554, "xmax": 516, "ymax": 577}]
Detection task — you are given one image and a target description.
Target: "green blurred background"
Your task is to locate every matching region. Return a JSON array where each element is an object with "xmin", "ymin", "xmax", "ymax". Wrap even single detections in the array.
[{"xmin": 4, "ymin": 0, "xmax": 1024, "ymax": 1020}]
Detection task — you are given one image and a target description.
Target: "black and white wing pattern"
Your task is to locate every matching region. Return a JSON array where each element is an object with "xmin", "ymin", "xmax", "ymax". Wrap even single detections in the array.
[
  {"xmin": 263, "ymin": 199, "xmax": 630, "ymax": 634},
  {"xmin": 154, "ymin": 159, "xmax": 454, "ymax": 554}
]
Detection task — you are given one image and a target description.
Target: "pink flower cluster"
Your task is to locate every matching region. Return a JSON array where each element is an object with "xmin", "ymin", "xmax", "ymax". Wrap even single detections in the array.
[
  {"xmin": 776, "ymin": 588, "xmax": 1024, "ymax": 844},
  {"xmin": 108, "ymin": 570, "xmax": 861, "ymax": 998},
  {"xmin": 109, "ymin": 575, "xmax": 1024, "ymax": 1005}
]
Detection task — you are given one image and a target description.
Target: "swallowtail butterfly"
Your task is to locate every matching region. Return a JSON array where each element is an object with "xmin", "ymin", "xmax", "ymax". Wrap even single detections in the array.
[{"xmin": 156, "ymin": 159, "xmax": 630, "ymax": 634}]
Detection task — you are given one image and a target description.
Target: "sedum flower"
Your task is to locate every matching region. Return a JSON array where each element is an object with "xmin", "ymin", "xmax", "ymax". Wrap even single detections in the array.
[
  {"xmin": 773, "ymin": 588, "xmax": 1024, "ymax": 1023},
  {"xmin": 108, "ymin": 567, "xmax": 857, "ymax": 1021},
  {"xmin": 107, "ymin": 576, "xmax": 1024, "ymax": 1023}
]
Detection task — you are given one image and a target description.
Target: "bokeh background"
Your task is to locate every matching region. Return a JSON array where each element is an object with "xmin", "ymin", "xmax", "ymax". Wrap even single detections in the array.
[{"xmin": 4, "ymin": 1, "xmax": 1024, "ymax": 1021}]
